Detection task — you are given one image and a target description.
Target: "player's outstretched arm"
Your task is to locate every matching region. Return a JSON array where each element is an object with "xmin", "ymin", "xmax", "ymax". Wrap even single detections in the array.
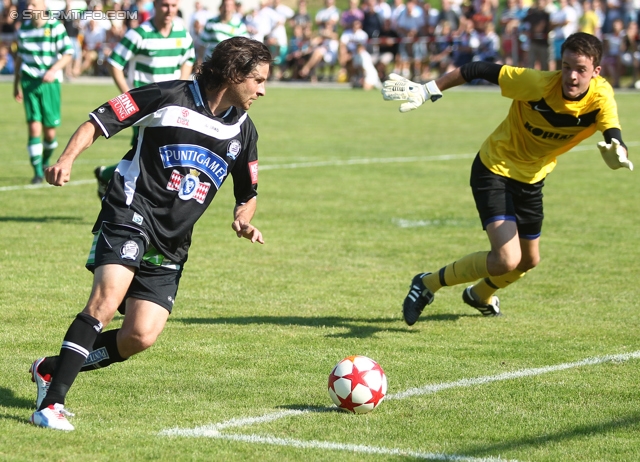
[
  {"xmin": 381, "ymin": 74, "xmax": 443, "ymax": 113},
  {"xmin": 597, "ymin": 138, "xmax": 633, "ymax": 171},
  {"xmin": 45, "ymin": 120, "xmax": 104, "ymax": 186},
  {"xmin": 381, "ymin": 67, "xmax": 467, "ymax": 113},
  {"xmin": 232, "ymin": 197, "xmax": 264, "ymax": 244}
]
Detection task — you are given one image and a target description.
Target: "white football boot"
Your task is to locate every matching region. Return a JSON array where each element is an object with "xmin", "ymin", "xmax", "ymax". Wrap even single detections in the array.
[
  {"xmin": 30, "ymin": 404, "xmax": 75, "ymax": 431},
  {"xmin": 30, "ymin": 358, "xmax": 51, "ymax": 410}
]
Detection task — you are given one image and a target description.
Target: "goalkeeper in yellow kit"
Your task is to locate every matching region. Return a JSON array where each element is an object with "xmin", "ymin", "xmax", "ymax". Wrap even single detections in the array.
[{"xmin": 381, "ymin": 32, "xmax": 633, "ymax": 325}]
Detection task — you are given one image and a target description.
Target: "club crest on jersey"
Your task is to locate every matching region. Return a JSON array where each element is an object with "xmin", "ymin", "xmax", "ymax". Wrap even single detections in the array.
[
  {"xmin": 159, "ymin": 144, "xmax": 228, "ymax": 189},
  {"xmin": 227, "ymin": 139, "xmax": 241, "ymax": 160},
  {"xmin": 120, "ymin": 240, "xmax": 139, "ymax": 260},
  {"xmin": 167, "ymin": 169, "xmax": 211, "ymax": 204}
]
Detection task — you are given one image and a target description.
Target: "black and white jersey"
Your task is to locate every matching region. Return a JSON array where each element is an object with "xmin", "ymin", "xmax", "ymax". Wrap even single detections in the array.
[{"xmin": 89, "ymin": 79, "xmax": 259, "ymax": 263}]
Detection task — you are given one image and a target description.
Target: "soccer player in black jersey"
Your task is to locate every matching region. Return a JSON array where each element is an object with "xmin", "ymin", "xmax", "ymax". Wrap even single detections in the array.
[
  {"xmin": 382, "ymin": 33, "xmax": 633, "ymax": 325},
  {"xmin": 29, "ymin": 37, "xmax": 272, "ymax": 431}
]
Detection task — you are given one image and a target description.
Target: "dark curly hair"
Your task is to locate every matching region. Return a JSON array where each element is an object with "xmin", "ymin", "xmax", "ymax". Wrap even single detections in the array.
[
  {"xmin": 196, "ymin": 37, "xmax": 273, "ymax": 91},
  {"xmin": 561, "ymin": 32, "xmax": 603, "ymax": 67}
]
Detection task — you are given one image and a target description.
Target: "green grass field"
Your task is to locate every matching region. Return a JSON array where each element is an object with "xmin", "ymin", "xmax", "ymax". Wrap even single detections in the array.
[{"xmin": 1, "ymin": 81, "xmax": 639, "ymax": 461}]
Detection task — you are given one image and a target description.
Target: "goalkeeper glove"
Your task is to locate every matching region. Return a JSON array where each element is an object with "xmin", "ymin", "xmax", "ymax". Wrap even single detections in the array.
[
  {"xmin": 381, "ymin": 74, "xmax": 443, "ymax": 113},
  {"xmin": 597, "ymin": 138, "xmax": 634, "ymax": 171}
]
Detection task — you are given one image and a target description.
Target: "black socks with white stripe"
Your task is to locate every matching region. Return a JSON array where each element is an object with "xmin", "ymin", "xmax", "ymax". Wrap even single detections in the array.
[{"xmin": 39, "ymin": 313, "xmax": 103, "ymax": 411}]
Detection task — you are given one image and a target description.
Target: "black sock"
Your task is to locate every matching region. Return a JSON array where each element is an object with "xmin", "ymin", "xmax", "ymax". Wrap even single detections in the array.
[
  {"xmin": 39, "ymin": 313, "xmax": 103, "ymax": 410},
  {"xmin": 81, "ymin": 329, "xmax": 126, "ymax": 371},
  {"xmin": 37, "ymin": 357, "xmax": 58, "ymax": 377},
  {"xmin": 36, "ymin": 330, "xmax": 127, "ymax": 378}
]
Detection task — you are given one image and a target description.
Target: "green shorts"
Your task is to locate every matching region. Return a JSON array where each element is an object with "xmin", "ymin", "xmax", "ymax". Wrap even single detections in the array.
[{"xmin": 21, "ymin": 74, "xmax": 62, "ymax": 127}]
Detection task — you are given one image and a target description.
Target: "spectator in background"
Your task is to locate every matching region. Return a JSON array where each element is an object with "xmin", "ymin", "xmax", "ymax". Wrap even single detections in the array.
[
  {"xmin": 133, "ymin": 0, "xmax": 152, "ymax": 23},
  {"xmin": 429, "ymin": 19, "xmax": 454, "ymax": 75},
  {"xmin": 374, "ymin": 0, "xmax": 392, "ymax": 23},
  {"xmin": 62, "ymin": 0, "xmax": 82, "ymax": 78},
  {"xmin": 315, "ymin": 0, "xmax": 340, "ymax": 29},
  {"xmin": 285, "ymin": 22, "xmax": 313, "ymax": 78},
  {"xmin": 579, "ymin": 0, "xmax": 601, "ymax": 38},
  {"xmin": 621, "ymin": 20, "xmax": 639, "ymax": 87},
  {"xmin": 352, "ymin": 41, "xmax": 382, "ymax": 89},
  {"xmin": 298, "ymin": 17, "xmax": 339, "ymax": 80},
  {"xmin": 603, "ymin": 0, "xmax": 623, "ymax": 34},
  {"xmin": 478, "ymin": 21, "xmax": 502, "ymax": 63},
  {"xmin": 190, "ymin": 0, "xmax": 213, "ymax": 66},
  {"xmin": 83, "ymin": 2, "xmax": 112, "ymax": 34},
  {"xmin": 290, "ymin": 0, "xmax": 311, "ymax": 29},
  {"xmin": 395, "ymin": 0, "xmax": 426, "ymax": 79},
  {"xmin": 373, "ymin": 17, "xmax": 400, "ymax": 79},
  {"xmin": 499, "ymin": 0, "xmax": 525, "ymax": 65},
  {"xmin": 247, "ymin": 0, "xmax": 279, "ymax": 45},
  {"xmin": 593, "ymin": 0, "xmax": 606, "ymax": 35},
  {"xmin": 438, "ymin": 0, "xmax": 460, "ymax": 30},
  {"xmin": 391, "ymin": 0, "xmax": 406, "ymax": 29},
  {"xmin": 80, "ymin": 19, "xmax": 107, "ymax": 75},
  {"xmin": 550, "ymin": 0, "xmax": 579, "ymax": 69},
  {"xmin": 340, "ymin": 0, "xmax": 364, "ymax": 29},
  {"xmin": 602, "ymin": 17, "xmax": 625, "ymax": 86},
  {"xmin": 451, "ymin": 16, "xmax": 480, "ymax": 68},
  {"xmin": 338, "ymin": 18, "xmax": 369, "ymax": 82},
  {"xmin": 270, "ymin": 0, "xmax": 295, "ymax": 80},
  {"xmin": 362, "ymin": 0, "xmax": 383, "ymax": 43},
  {"xmin": 472, "ymin": 0, "xmax": 496, "ymax": 33},
  {"xmin": 0, "ymin": 43, "xmax": 14, "ymax": 74},
  {"xmin": 1, "ymin": 0, "xmax": 18, "ymax": 42},
  {"xmin": 201, "ymin": 0, "xmax": 248, "ymax": 59},
  {"xmin": 523, "ymin": 0, "xmax": 551, "ymax": 70}
]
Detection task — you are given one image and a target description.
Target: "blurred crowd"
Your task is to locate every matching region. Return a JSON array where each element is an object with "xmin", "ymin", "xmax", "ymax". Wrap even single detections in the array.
[{"xmin": 1, "ymin": 0, "xmax": 639, "ymax": 88}]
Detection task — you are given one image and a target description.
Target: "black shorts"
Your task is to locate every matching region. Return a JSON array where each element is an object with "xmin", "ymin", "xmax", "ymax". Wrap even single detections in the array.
[
  {"xmin": 86, "ymin": 222, "xmax": 183, "ymax": 313},
  {"xmin": 469, "ymin": 154, "xmax": 544, "ymax": 240}
]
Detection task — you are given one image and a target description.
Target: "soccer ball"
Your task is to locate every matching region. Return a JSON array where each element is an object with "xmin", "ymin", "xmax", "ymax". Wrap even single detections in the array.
[{"xmin": 327, "ymin": 355, "xmax": 388, "ymax": 414}]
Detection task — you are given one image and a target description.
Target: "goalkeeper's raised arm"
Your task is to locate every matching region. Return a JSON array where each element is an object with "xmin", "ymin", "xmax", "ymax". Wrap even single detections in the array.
[{"xmin": 381, "ymin": 62, "xmax": 503, "ymax": 113}]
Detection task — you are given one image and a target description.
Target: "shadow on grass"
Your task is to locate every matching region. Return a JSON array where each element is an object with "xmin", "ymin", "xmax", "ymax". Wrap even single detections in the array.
[
  {"xmin": 0, "ymin": 216, "xmax": 85, "ymax": 224},
  {"xmin": 463, "ymin": 412, "xmax": 640, "ymax": 458},
  {"xmin": 276, "ymin": 404, "xmax": 342, "ymax": 414},
  {"xmin": 0, "ymin": 386, "xmax": 34, "ymax": 411},
  {"xmin": 172, "ymin": 313, "xmax": 466, "ymax": 338}
]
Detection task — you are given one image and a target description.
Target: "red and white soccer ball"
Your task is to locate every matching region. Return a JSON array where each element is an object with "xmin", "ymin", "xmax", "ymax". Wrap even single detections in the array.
[{"xmin": 327, "ymin": 355, "xmax": 388, "ymax": 414}]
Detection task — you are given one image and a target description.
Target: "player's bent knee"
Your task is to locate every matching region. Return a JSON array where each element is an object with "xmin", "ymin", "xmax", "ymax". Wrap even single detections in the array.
[
  {"xmin": 118, "ymin": 331, "xmax": 159, "ymax": 356},
  {"xmin": 519, "ymin": 256, "xmax": 540, "ymax": 272}
]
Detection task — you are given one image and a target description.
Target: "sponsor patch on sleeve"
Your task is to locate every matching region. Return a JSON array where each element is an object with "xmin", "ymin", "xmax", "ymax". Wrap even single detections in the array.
[
  {"xmin": 108, "ymin": 92, "xmax": 140, "ymax": 122},
  {"xmin": 248, "ymin": 161, "xmax": 258, "ymax": 185}
]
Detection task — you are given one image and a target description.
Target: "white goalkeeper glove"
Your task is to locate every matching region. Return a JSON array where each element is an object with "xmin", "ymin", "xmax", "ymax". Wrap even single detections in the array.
[
  {"xmin": 381, "ymin": 73, "xmax": 443, "ymax": 113},
  {"xmin": 597, "ymin": 138, "xmax": 633, "ymax": 171}
]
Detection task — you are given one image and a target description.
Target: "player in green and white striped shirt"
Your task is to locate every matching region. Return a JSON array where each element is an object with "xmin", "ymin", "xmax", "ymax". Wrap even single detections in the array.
[
  {"xmin": 14, "ymin": 0, "xmax": 73, "ymax": 184},
  {"xmin": 200, "ymin": 0, "xmax": 249, "ymax": 59},
  {"xmin": 94, "ymin": 0, "xmax": 195, "ymax": 197},
  {"xmin": 108, "ymin": 0, "xmax": 195, "ymax": 92}
]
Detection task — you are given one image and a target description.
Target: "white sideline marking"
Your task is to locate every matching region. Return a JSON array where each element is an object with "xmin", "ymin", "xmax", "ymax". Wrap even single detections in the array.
[
  {"xmin": 3, "ymin": 141, "xmax": 638, "ymax": 193},
  {"xmin": 186, "ymin": 432, "xmax": 515, "ymax": 462},
  {"xmin": 258, "ymin": 153, "xmax": 474, "ymax": 171},
  {"xmin": 388, "ymin": 350, "xmax": 640, "ymax": 400},
  {"xmin": 0, "ymin": 179, "xmax": 95, "ymax": 192},
  {"xmin": 159, "ymin": 350, "xmax": 640, "ymax": 460}
]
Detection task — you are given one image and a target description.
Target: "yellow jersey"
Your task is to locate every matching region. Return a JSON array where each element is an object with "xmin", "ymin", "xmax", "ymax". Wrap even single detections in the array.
[{"xmin": 479, "ymin": 66, "xmax": 620, "ymax": 183}]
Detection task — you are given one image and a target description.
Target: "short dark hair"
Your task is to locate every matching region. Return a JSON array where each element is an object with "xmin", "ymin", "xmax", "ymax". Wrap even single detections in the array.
[
  {"xmin": 196, "ymin": 37, "xmax": 273, "ymax": 91},
  {"xmin": 561, "ymin": 32, "xmax": 603, "ymax": 67}
]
